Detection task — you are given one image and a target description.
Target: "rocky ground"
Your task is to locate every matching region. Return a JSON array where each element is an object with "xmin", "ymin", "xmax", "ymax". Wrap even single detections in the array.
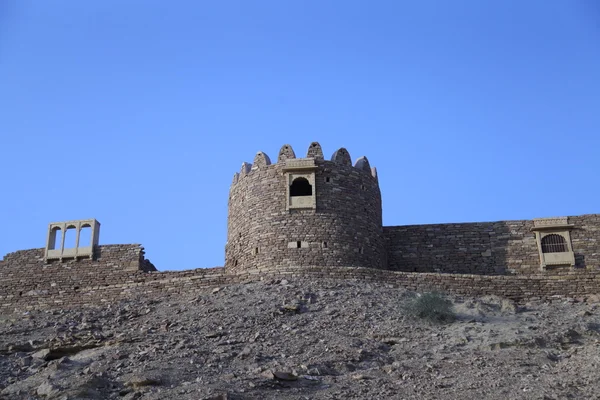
[{"xmin": 1, "ymin": 279, "xmax": 600, "ymax": 399}]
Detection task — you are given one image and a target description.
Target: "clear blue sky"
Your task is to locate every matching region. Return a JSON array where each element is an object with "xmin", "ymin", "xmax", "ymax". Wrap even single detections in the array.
[{"xmin": 1, "ymin": 1, "xmax": 599, "ymax": 271}]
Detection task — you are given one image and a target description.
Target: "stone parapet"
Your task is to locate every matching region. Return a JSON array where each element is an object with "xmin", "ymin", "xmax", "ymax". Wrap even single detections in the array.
[{"xmin": 3, "ymin": 265, "xmax": 600, "ymax": 312}]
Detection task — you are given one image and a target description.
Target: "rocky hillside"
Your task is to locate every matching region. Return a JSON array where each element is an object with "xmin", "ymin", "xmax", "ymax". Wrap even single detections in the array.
[{"xmin": 1, "ymin": 278, "xmax": 600, "ymax": 399}]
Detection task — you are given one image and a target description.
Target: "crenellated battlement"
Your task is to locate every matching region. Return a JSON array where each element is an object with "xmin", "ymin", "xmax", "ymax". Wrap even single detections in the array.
[
  {"xmin": 230, "ymin": 142, "xmax": 378, "ymax": 188},
  {"xmin": 225, "ymin": 142, "xmax": 386, "ymax": 273}
]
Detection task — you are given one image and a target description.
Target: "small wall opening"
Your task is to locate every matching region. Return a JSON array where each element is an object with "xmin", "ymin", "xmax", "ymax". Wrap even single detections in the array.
[
  {"xmin": 325, "ymin": 177, "xmax": 331, "ymax": 183},
  {"xmin": 541, "ymin": 234, "xmax": 568, "ymax": 253},
  {"xmin": 323, "ymin": 241, "xmax": 328, "ymax": 249},
  {"xmin": 297, "ymin": 241, "xmax": 302, "ymax": 248},
  {"xmin": 63, "ymin": 226, "xmax": 77, "ymax": 248},
  {"xmin": 79, "ymin": 225, "xmax": 92, "ymax": 247},
  {"xmin": 290, "ymin": 177, "xmax": 312, "ymax": 197}
]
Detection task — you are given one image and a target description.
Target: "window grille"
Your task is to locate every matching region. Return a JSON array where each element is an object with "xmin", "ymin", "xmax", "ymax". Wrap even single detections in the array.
[{"xmin": 541, "ymin": 234, "xmax": 568, "ymax": 253}]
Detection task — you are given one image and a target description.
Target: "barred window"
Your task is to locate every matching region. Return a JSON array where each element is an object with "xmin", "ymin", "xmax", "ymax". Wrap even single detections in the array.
[{"xmin": 541, "ymin": 234, "xmax": 568, "ymax": 253}]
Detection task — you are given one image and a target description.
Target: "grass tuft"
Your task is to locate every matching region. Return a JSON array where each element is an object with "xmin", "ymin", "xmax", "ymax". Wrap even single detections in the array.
[{"xmin": 404, "ymin": 291, "xmax": 456, "ymax": 324}]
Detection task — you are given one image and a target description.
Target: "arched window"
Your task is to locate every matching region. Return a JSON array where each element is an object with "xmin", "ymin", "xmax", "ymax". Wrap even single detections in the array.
[
  {"xmin": 63, "ymin": 225, "xmax": 77, "ymax": 248},
  {"xmin": 49, "ymin": 227, "xmax": 62, "ymax": 250},
  {"xmin": 541, "ymin": 234, "xmax": 568, "ymax": 253},
  {"xmin": 79, "ymin": 224, "xmax": 92, "ymax": 247},
  {"xmin": 290, "ymin": 177, "xmax": 312, "ymax": 197}
]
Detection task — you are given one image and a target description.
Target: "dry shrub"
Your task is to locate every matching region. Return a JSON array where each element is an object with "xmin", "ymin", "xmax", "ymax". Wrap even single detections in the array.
[{"xmin": 404, "ymin": 291, "xmax": 456, "ymax": 324}]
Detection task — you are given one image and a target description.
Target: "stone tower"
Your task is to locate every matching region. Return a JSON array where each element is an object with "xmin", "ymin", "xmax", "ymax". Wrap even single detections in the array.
[{"xmin": 225, "ymin": 142, "xmax": 385, "ymax": 273}]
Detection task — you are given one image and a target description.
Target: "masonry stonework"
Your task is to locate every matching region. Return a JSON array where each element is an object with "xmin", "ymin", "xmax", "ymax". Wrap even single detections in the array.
[
  {"xmin": 0, "ymin": 244, "xmax": 157, "ymax": 310},
  {"xmin": 384, "ymin": 214, "xmax": 600, "ymax": 275},
  {"xmin": 1, "ymin": 142, "xmax": 599, "ymax": 311},
  {"xmin": 225, "ymin": 142, "xmax": 386, "ymax": 272}
]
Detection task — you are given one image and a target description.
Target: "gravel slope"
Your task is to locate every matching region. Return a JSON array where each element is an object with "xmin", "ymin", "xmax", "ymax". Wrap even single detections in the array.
[{"xmin": 1, "ymin": 279, "xmax": 600, "ymax": 399}]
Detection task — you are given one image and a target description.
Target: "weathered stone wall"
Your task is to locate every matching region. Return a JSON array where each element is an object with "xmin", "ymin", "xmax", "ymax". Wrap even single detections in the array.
[
  {"xmin": 225, "ymin": 143, "xmax": 386, "ymax": 273},
  {"xmin": 569, "ymin": 214, "xmax": 600, "ymax": 270},
  {"xmin": 384, "ymin": 214, "xmax": 600, "ymax": 275},
  {"xmin": 2, "ymin": 223, "xmax": 600, "ymax": 312},
  {"xmin": 1, "ymin": 135, "xmax": 599, "ymax": 312},
  {"xmin": 0, "ymin": 244, "xmax": 156, "ymax": 310},
  {"xmin": 3, "ymin": 264, "xmax": 600, "ymax": 312}
]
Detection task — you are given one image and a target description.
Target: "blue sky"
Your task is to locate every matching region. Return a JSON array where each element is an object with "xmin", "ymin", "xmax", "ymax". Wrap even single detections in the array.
[{"xmin": 1, "ymin": 1, "xmax": 599, "ymax": 271}]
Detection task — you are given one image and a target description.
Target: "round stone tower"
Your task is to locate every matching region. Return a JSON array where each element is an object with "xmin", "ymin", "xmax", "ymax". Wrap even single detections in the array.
[{"xmin": 225, "ymin": 142, "xmax": 385, "ymax": 273}]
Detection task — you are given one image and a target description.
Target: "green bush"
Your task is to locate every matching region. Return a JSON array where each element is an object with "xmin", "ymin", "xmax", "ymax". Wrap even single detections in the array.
[{"xmin": 404, "ymin": 291, "xmax": 456, "ymax": 324}]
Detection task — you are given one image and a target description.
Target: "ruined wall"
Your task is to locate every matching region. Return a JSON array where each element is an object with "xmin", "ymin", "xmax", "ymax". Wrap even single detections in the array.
[
  {"xmin": 3, "ymin": 263, "xmax": 600, "ymax": 312},
  {"xmin": 0, "ymin": 244, "xmax": 156, "ymax": 309},
  {"xmin": 225, "ymin": 142, "xmax": 386, "ymax": 273},
  {"xmin": 384, "ymin": 214, "xmax": 600, "ymax": 275},
  {"xmin": 2, "ymin": 223, "xmax": 600, "ymax": 312}
]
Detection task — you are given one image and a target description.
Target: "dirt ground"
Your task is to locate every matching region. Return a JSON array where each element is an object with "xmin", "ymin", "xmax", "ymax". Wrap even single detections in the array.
[{"xmin": 1, "ymin": 278, "xmax": 600, "ymax": 399}]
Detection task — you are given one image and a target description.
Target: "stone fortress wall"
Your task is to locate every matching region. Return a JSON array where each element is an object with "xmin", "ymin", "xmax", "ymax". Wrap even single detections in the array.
[
  {"xmin": 226, "ymin": 142, "xmax": 386, "ymax": 272},
  {"xmin": 226, "ymin": 142, "xmax": 600, "ymax": 277},
  {"xmin": 2, "ymin": 247, "xmax": 600, "ymax": 312},
  {"xmin": 385, "ymin": 214, "xmax": 600, "ymax": 275},
  {"xmin": 0, "ymin": 245, "xmax": 158, "ymax": 310},
  {"xmin": 1, "ymin": 142, "xmax": 599, "ymax": 311}
]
